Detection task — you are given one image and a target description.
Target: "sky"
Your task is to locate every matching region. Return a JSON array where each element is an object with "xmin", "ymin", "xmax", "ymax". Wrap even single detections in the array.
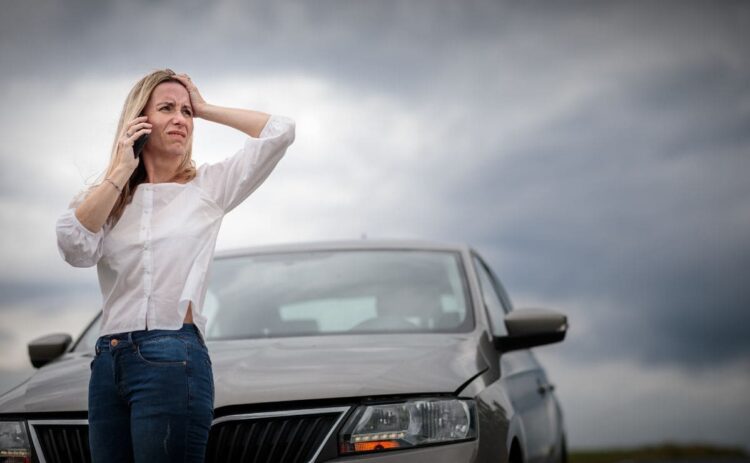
[{"xmin": 2, "ymin": 0, "xmax": 749, "ymax": 451}]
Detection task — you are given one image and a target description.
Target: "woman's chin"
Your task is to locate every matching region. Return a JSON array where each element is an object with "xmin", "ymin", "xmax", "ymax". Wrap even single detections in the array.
[{"xmin": 148, "ymin": 146, "xmax": 187, "ymax": 158}]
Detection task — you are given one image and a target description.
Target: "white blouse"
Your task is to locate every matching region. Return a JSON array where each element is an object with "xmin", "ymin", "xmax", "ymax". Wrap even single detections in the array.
[{"xmin": 56, "ymin": 115, "xmax": 295, "ymax": 340}]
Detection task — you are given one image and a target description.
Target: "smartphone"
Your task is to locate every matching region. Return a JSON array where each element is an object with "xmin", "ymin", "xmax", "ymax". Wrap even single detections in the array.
[{"xmin": 133, "ymin": 134, "xmax": 149, "ymax": 158}]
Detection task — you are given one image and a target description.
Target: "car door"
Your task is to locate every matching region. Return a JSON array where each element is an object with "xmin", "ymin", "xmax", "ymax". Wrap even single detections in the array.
[{"xmin": 473, "ymin": 254, "xmax": 557, "ymax": 463}]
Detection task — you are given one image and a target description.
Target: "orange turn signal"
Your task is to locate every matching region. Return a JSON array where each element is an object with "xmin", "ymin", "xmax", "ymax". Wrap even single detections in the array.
[{"xmin": 353, "ymin": 440, "xmax": 401, "ymax": 452}]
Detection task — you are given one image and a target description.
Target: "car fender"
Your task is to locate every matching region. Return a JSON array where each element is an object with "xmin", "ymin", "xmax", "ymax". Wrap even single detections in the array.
[{"xmin": 507, "ymin": 413, "xmax": 528, "ymax": 463}]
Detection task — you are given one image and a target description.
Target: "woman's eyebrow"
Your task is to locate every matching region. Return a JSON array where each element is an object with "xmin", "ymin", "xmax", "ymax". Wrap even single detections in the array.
[{"xmin": 156, "ymin": 100, "xmax": 192, "ymax": 109}]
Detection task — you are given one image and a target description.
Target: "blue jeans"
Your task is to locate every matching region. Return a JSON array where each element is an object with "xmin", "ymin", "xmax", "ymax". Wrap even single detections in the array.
[{"xmin": 88, "ymin": 323, "xmax": 214, "ymax": 463}]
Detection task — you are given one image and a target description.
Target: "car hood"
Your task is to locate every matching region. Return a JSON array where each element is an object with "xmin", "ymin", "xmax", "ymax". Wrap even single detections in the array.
[{"xmin": 0, "ymin": 333, "xmax": 488, "ymax": 414}]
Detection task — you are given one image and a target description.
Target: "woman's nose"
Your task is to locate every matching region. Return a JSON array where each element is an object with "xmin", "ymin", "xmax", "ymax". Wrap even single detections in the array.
[{"xmin": 172, "ymin": 114, "xmax": 186, "ymax": 126}]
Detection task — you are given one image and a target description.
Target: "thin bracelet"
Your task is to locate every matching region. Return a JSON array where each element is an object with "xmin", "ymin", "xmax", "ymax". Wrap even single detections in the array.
[{"xmin": 104, "ymin": 178, "xmax": 122, "ymax": 193}]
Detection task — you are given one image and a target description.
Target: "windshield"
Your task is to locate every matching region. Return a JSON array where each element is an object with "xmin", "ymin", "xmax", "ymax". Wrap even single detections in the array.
[
  {"xmin": 205, "ymin": 249, "xmax": 472, "ymax": 339},
  {"xmin": 75, "ymin": 249, "xmax": 472, "ymax": 349}
]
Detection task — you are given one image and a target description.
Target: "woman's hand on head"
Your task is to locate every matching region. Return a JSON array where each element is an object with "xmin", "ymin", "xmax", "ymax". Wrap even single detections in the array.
[
  {"xmin": 174, "ymin": 74, "xmax": 208, "ymax": 118},
  {"xmin": 115, "ymin": 116, "xmax": 151, "ymax": 173}
]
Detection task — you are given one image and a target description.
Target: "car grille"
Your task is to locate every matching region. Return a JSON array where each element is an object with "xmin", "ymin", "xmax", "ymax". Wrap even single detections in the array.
[
  {"xmin": 207, "ymin": 408, "xmax": 347, "ymax": 462},
  {"xmin": 28, "ymin": 421, "xmax": 90, "ymax": 463},
  {"xmin": 28, "ymin": 407, "xmax": 349, "ymax": 463}
]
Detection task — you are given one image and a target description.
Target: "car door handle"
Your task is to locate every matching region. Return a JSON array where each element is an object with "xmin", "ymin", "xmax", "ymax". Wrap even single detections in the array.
[
  {"xmin": 536, "ymin": 379, "xmax": 555, "ymax": 395},
  {"xmin": 536, "ymin": 378, "xmax": 548, "ymax": 395}
]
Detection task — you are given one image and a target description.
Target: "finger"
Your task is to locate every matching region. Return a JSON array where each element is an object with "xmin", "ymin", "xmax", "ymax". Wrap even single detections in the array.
[
  {"xmin": 123, "ymin": 127, "xmax": 152, "ymax": 145},
  {"xmin": 124, "ymin": 122, "xmax": 152, "ymax": 136},
  {"xmin": 129, "ymin": 127, "xmax": 151, "ymax": 139},
  {"xmin": 175, "ymin": 74, "xmax": 195, "ymax": 87},
  {"xmin": 128, "ymin": 116, "xmax": 149, "ymax": 125},
  {"xmin": 124, "ymin": 117, "xmax": 148, "ymax": 133},
  {"xmin": 123, "ymin": 120, "xmax": 152, "ymax": 137}
]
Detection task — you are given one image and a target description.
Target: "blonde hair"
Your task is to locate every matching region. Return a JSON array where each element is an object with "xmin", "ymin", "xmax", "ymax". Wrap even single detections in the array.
[{"xmin": 89, "ymin": 68, "xmax": 197, "ymax": 227}]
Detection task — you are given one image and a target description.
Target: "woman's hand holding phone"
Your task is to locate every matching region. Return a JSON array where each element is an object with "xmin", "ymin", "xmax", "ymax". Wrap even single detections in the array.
[{"xmin": 116, "ymin": 116, "xmax": 152, "ymax": 174}]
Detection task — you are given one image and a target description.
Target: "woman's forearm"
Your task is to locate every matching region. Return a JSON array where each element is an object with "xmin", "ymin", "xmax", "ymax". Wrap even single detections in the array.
[
  {"xmin": 171, "ymin": 74, "xmax": 271, "ymax": 138},
  {"xmin": 198, "ymin": 104, "xmax": 271, "ymax": 138},
  {"xmin": 75, "ymin": 166, "xmax": 132, "ymax": 233}
]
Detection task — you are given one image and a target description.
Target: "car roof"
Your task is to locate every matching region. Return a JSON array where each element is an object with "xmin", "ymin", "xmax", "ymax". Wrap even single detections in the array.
[{"xmin": 214, "ymin": 239, "xmax": 473, "ymax": 259}]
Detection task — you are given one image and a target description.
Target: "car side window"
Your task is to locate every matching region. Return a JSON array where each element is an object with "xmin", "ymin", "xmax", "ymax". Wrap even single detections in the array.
[{"xmin": 473, "ymin": 255, "xmax": 510, "ymax": 337}]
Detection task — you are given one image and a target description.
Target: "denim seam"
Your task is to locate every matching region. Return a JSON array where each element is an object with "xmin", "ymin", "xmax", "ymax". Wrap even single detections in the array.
[
  {"xmin": 185, "ymin": 342, "xmax": 192, "ymax": 463},
  {"xmin": 134, "ymin": 336, "xmax": 189, "ymax": 367},
  {"xmin": 114, "ymin": 351, "xmax": 128, "ymax": 401}
]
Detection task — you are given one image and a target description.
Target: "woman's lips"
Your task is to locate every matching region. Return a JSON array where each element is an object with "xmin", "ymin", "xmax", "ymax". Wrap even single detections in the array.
[{"xmin": 167, "ymin": 131, "xmax": 186, "ymax": 138}]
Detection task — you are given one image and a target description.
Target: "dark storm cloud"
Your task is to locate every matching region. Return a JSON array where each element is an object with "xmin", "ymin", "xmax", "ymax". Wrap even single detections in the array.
[
  {"xmin": 0, "ymin": 1, "xmax": 114, "ymax": 74},
  {"xmin": 433, "ymin": 49, "xmax": 750, "ymax": 368},
  {"xmin": 3, "ymin": 0, "xmax": 747, "ymax": 106}
]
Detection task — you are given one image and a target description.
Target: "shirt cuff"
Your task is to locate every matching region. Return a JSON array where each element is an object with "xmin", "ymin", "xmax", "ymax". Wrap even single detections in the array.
[{"xmin": 258, "ymin": 114, "xmax": 294, "ymax": 139}]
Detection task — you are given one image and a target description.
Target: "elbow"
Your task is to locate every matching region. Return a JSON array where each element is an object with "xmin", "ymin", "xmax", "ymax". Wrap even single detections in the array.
[
  {"xmin": 56, "ymin": 231, "xmax": 102, "ymax": 268},
  {"xmin": 282, "ymin": 118, "xmax": 296, "ymax": 146},
  {"xmin": 55, "ymin": 209, "xmax": 104, "ymax": 267},
  {"xmin": 60, "ymin": 253, "xmax": 99, "ymax": 268},
  {"xmin": 57, "ymin": 243, "xmax": 100, "ymax": 268},
  {"xmin": 67, "ymin": 256, "xmax": 99, "ymax": 268},
  {"xmin": 263, "ymin": 115, "xmax": 296, "ymax": 146}
]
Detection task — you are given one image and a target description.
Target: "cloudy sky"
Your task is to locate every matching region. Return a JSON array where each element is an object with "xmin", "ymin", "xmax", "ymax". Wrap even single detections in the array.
[{"xmin": 2, "ymin": 0, "xmax": 749, "ymax": 451}]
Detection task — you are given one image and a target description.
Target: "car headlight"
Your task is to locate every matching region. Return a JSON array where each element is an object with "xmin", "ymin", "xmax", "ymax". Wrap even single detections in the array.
[
  {"xmin": 0, "ymin": 421, "xmax": 31, "ymax": 463},
  {"xmin": 339, "ymin": 398, "xmax": 477, "ymax": 455}
]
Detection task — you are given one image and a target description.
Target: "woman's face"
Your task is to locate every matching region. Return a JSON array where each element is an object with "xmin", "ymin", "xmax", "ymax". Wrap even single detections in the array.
[{"xmin": 142, "ymin": 81, "xmax": 194, "ymax": 158}]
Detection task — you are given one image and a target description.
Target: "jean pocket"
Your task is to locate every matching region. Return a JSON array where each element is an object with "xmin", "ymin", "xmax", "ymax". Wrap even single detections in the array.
[{"xmin": 135, "ymin": 335, "xmax": 188, "ymax": 367}]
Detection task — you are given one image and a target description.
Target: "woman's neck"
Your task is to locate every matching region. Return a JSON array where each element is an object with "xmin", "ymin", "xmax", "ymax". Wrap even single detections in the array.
[{"xmin": 142, "ymin": 151, "xmax": 183, "ymax": 184}]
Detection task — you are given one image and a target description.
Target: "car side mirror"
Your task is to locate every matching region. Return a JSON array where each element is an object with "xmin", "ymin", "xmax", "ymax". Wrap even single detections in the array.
[
  {"xmin": 28, "ymin": 333, "xmax": 73, "ymax": 368},
  {"xmin": 494, "ymin": 308, "xmax": 567, "ymax": 352}
]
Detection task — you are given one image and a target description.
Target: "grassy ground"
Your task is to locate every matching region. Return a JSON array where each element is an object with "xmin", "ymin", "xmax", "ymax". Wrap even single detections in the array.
[{"xmin": 569, "ymin": 444, "xmax": 749, "ymax": 463}]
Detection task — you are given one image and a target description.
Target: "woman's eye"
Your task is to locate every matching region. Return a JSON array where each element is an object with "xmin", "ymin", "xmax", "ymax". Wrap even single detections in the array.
[{"xmin": 183, "ymin": 109, "xmax": 192, "ymax": 116}]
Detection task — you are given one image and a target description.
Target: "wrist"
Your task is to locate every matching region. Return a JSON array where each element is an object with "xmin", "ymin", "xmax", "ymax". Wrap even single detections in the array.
[
  {"xmin": 195, "ymin": 102, "xmax": 216, "ymax": 120},
  {"xmin": 111, "ymin": 165, "xmax": 133, "ymax": 185}
]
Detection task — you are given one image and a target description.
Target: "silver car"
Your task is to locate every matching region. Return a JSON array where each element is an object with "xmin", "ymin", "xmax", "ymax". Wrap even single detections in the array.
[{"xmin": 1, "ymin": 240, "xmax": 568, "ymax": 463}]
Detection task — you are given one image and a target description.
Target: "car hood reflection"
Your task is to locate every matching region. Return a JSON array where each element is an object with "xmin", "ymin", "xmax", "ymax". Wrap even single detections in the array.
[{"xmin": 1, "ymin": 333, "xmax": 488, "ymax": 413}]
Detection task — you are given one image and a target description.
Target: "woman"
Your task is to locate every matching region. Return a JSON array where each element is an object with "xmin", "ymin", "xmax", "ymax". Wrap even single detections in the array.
[{"xmin": 55, "ymin": 68, "xmax": 295, "ymax": 462}]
